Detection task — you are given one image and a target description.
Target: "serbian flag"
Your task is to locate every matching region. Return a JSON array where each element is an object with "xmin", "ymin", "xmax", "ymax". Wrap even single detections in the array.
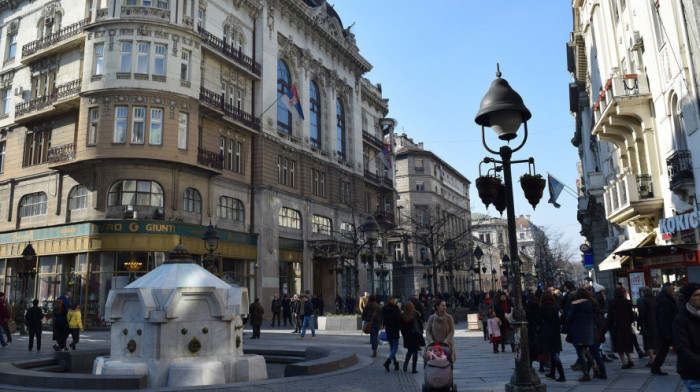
[
  {"xmin": 379, "ymin": 144, "xmax": 391, "ymax": 170},
  {"xmin": 548, "ymin": 173, "xmax": 564, "ymax": 208},
  {"xmin": 281, "ymin": 84, "xmax": 304, "ymax": 121}
]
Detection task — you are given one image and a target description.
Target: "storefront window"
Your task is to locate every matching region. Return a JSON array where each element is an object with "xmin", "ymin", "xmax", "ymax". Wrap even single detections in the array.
[
  {"xmin": 649, "ymin": 266, "xmax": 687, "ymax": 296},
  {"xmin": 279, "ymin": 260, "xmax": 301, "ymax": 296}
]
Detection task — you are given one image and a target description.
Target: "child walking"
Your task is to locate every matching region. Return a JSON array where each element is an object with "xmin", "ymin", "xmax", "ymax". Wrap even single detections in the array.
[
  {"xmin": 487, "ymin": 310, "xmax": 502, "ymax": 353},
  {"xmin": 67, "ymin": 304, "xmax": 83, "ymax": 350}
]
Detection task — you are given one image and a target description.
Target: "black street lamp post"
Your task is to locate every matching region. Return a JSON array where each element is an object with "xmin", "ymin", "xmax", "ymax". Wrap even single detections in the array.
[
  {"xmin": 474, "ymin": 66, "xmax": 545, "ymax": 392},
  {"xmin": 502, "ymin": 254, "xmax": 511, "ymax": 292},
  {"xmin": 492, "ymin": 268, "xmax": 497, "ymax": 292},
  {"xmin": 473, "ymin": 245, "xmax": 484, "ymax": 292},
  {"xmin": 360, "ymin": 215, "xmax": 379, "ymax": 296}
]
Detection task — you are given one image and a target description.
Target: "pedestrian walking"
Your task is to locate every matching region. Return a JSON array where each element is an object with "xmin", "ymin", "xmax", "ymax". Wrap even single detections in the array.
[
  {"xmin": 361, "ymin": 295, "xmax": 382, "ymax": 357},
  {"xmin": 291, "ymin": 294, "xmax": 301, "ymax": 333},
  {"xmin": 637, "ymin": 286, "xmax": 659, "ymax": 366},
  {"xmin": 526, "ymin": 293, "xmax": 546, "ymax": 372},
  {"xmin": 493, "ymin": 292, "xmax": 514, "ymax": 353},
  {"xmin": 589, "ymin": 290, "xmax": 608, "ymax": 379},
  {"xmin": 248, "ymin": 298, "xmax": 264, "ymax": 339},
  {"xmin": 487, "ymin": 310, "xmax": 502, "ymax": 353},
  {"xmin": 409, "ymin": 292, "xmax": 425, "ymax": 324},
  {"xmin": 52, "ymin": 290, "xmax": 71, "ymax": 351},
  {"xmin": 0, "ymin": 293, "xmax": 12, "ymax": 345},
  {"xmin": 382, "ymin": 297, "xmax": 402, "ymax": 372},
  {"xmin": 400, "ymin": 301, "xmax": 424, "ymax": 373},
  {"xmin": 25, "ymin": 299, "xmax": 44, "ymax": 351},
  {"xmin": 282, "ymin": 295, "xmax": 292, "ymax": 327},
  {"xmin": 67, "ymin": 303, "xmax": 83, "ymax": 350},
  {"xmin": 673, "ymin": 282, "xmax": 700, "ymax": 391},
  {"xmin": 425, "ymin": 300, "xmax": 456, "ymax": 362},
  {"xmin": 608, "ymin": 286, "xmax": 636, "ymax": 369},
  {"xmin": 298, "ymin": 295, "xmax": 316, "ymax": 340},
  {"xmin": 270, "ymin": 295, "xmax": 282, "ymax": 327},
  {"xmin": 479, "ymin": 293, "xmax": 493, "ymax": 341},
  {"xmin": 540, "ymin": 291, "xmax": 565, "ymax": 382},
  {"xmin": 566, "ymin": 288, "xmax": 594, "ymax": 381},
  {"xmin": 650, "ymin": 283, "xmax": 679, "ymax": 375}
]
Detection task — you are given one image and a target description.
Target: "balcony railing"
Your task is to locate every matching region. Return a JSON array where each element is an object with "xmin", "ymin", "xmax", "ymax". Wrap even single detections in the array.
[
  {"xmin": 667, "ymin": 149, "xmax": 694, "ymax": 189},
  {"xmin": 197, "ymin": 148, "xmax": 223, "ymax": 170},
  {"xmin": 120, "ymin": 5, "xmax": 170, "ymax": 22},
  {"xmin": 197, "ymin": 26, "xmax": 261, "ymax": 76},
  {"xmin": 15, "ymin": 79, "xmax": 81, "ymax": 118},
  {"xmin": 362, "ymin": 130, "xmax": 385, "ymax": 150},
  {"xmin": 199, "ymin": 87, "xmax": 260, "ymax": 130},
  {"xmin": 593, "ymin": 73, "xmax": 650, "ymax": 126},
  {"xmin": 47, "ymin": 143, "xmax": 75, "ymax": 163},
  {"xmin": 364, "ymin": 170, "xmax": 393, "ymax": 188},
  {"xmin": 22, "ymin": 18, "xmax": 89, "ymax": 58},
  {"xmin": 603, "ymin": 172, "xmax": 657, "ymax": 219}
]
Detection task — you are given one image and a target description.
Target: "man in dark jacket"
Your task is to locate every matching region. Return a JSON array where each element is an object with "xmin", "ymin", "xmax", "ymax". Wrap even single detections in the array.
[
  {"xmin": 673, "ymin": 282, "xmax": 700, "ymax": 390},
  {"xmin": 649, "ymin": 283, "xmax": 678, "ymax": 375},
  {"xmin": 290, "ymin": 295, "xmax": 301, "ymax": 333},
  {"xmin": 282, "ymin": 295, "xmax": 291, "ymax": 327},
  {"xmin": 298, "ymin": 295, "xmax": 315, "ymax": 339},
  {"xmin": 25, "ymin": 299, "xmax": 44, "ymax": 351},
  {"xmin": 270, "ymin": 295, "xmax": 281, "ymax": 327}
]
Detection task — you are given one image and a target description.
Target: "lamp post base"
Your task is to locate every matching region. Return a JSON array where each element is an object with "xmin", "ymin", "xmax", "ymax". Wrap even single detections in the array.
[{"xmin": 505, "ymin": 367, "xmax": 546, "ymax": 392}]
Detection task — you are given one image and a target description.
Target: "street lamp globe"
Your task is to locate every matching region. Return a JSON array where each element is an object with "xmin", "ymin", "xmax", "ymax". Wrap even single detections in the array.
[
  {"xmin": 202, "ymin": 223, "xmax": 220, "ymax": 256},
  {"xmin": 475, "ymin": 67, "xmax": 531, "ymax": 141},
  {"xmin": 360, "ymin": 215, "xmax": 379, "ymax": 243},
  {"xmin": 22, "ymin": 242, "xmax": 37, "ymax": 262}
]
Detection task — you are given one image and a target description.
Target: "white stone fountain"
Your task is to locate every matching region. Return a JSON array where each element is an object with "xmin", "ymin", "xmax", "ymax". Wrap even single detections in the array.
[{"xmin": 93, "ymin": 242, "xmax": 266, "ymax": 388}]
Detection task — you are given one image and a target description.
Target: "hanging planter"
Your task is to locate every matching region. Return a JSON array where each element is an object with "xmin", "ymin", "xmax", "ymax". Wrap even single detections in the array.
[
  {"xmin": 475, "ymin": 175, "xmax": 502, "ymax": 208},
  {"xmin": 493, "ymin": 183, "xmax": 507, "ymax": 215},
  {"xmin": 360, "ymin": 253, "xmax": 370, "ymax": 263},
  {"xmin": 520, "ymin": 173, "xmax": 546, "ymax": 209}
]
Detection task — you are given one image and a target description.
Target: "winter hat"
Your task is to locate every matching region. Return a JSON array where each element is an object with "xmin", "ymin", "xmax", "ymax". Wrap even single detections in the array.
[
  {"xmin": 680, "ymin": 282, "xmax": 700, "ymax": 301},
  {"xmin": 593, "ymin": 283, "xmax": 605, "ymax": 293}
]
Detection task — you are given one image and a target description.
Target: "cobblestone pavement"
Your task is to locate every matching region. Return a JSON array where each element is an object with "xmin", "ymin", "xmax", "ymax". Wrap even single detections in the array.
[{"xmin": 0, "ymin": 325, "xmax": 685, "ymax": 391}]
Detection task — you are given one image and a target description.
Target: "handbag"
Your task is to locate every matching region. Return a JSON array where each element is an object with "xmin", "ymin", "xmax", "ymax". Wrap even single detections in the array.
[
  {"xmin": 379, "ymin": 330, "xmax": 388, "ymax": 342},
  {"xmin": 363, "ymin": 308, "xmax": 376, "ymax": 334}
]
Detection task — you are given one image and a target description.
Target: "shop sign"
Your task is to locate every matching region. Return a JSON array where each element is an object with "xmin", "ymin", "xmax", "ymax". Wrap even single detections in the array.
[
  {"xmin": 644, "ymin": 251, "xmax": 697, "ymax": 266},
  {"xmin": 658, "ymin": 210, "xmax": 700, "ymax": 234}
]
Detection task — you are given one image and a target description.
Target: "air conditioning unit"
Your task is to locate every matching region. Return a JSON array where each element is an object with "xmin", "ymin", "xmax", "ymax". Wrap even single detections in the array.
[
  {"xmin": 13, "ymin": 86, "xmax": 22, "ymax": 96},
  {"xmin": 632, "ymin": 31, "xmax": 643, "ymax": 50}
]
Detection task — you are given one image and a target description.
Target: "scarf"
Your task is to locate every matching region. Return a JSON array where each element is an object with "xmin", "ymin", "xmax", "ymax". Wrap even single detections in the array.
[
  {"xmin": 501, "ymin": 300, "xmax": 510, "ymax": 314},
  {"xmin": 687, "ymin": 302, "xmax": 700, "ymax": 318},
  {"xmin": 485, "ymin": 299, "xmax": 492, "ymax": 305}
]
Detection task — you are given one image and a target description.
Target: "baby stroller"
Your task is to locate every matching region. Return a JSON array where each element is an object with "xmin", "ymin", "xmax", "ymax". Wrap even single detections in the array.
[{"xmin": 422, "ymin": 341, "xmax": 457, "ymax": 392}]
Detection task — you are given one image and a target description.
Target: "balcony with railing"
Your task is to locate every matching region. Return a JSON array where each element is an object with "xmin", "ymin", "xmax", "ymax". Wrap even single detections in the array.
[
  {"xmin": 362, "ymin": 130, "xmax": 385, "ymax": 150},
  {"xmin": 197, "ymin": 26, "xmax": 261, "ymax": 77},
  {"xmin": 47, "ymin": 143, "xmax": 75, "ymax": 164},
  {"xmin": 364, "ymin": 170, "xmax": 393, "ymax": 189},
  {"xmin": 21, "ymin": 18, "xmax": 89, "ymax": 64},
  {"xmin": 667, "ymin": 149, "xmax": 694, "ymax": 191},
  {"xmin": 197, "ymin": 148, "xmax": 223, "ymax": 171},
  {"xmin": 603, "ymin": 171, "xmax": 663, "ymax": 228},
  {"xmin": 199, "ymin": 87, "xmax": 260, "ymax": 131},
  {"xmin": 592, "ymin": 73, "xmax": 651, "ymax": 132},
  {"xmin": 14, "ymin": 79, "xmax": 81, "ymax": 122},
  {"xmin": 120, "ymin": 5, "xmax": 170, "ymax": 22}
]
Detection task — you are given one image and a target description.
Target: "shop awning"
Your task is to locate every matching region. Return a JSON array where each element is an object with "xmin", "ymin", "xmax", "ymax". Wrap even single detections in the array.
[{"xmin": 598, "ymin": 232, "xmax": 655, "ymax": 271}]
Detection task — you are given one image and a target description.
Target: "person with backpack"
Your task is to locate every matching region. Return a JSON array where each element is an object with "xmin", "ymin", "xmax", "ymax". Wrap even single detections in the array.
[
  {"xmin": 25, "ymin": 299, "xmax": 44, "ymax": 351},
  {"xmin": 52, "ymin": 290, "xmax": 71, "ymax": 351},
  {"xmin": 67, "ymin": 303, "xmax": 84, "ymax": 350}
]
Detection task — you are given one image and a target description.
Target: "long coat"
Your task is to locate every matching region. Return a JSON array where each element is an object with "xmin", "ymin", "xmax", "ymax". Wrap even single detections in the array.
[
  {"xmin": 526, "ymin": 301, "xmax": 543, "ymax": 357},
  {"xmin": 249, "ymin": 302, "xmax": 264, "ymax": 327},
  {"xmin": 638, "ymin": 294, "xmax": 659, "ymax": 349},
  {"xmin": 656, "ymin": 290, "xmax": 679, "ymax": 340},
  {"xmin": 493, "ymin": 299, "xmax": 514, "ymax": 344},
  {"xmin": 400, "ymin": 310, "xmax": 425, "ymax": 349},
  {"xmin": 672, "ymin": 303, "xmax": 700, "ymax": 380},
  {"xmin": 426, "ymin": 312, "xmax": 456, "ymax": 362},
  {"xmin": 607, "ymin": 296, "xmax": 635, "ymax": 353},
  {"xmin": 538, "ymin": 300, "xmax": 562, "ymax": 353},
  {"xmin": 382, "ymin": 303, "xmax": 402, "ymax": 341},
  {"xmin": 567, "ymin": 299, "xmax": 594, "ymax": 346}
]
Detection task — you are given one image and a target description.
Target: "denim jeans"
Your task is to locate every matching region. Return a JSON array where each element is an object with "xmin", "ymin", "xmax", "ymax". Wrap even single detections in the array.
[
  {"xmin": 370, "ymin": 323, "xmax": 380, "ymax": 349},
  {"xmin": 300, "ymin": 315, "xmax": 315, "ymax": 338},
  {"xmin": 388, "ymin": 338, "xmax": 399, "ymax": 362},
  {"xmin": 684, "ymin": 379, "xmax": 700, "ymax": 392}
]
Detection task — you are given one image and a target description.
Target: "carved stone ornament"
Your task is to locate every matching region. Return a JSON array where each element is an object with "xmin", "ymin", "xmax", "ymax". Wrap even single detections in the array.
[
  {"xmin": 188, "ymin": 337, "xmax": 201, "ymax": 353},
  {"xmin": 127, "ymin": 339, "xmax": 136, "ymax": 353}
]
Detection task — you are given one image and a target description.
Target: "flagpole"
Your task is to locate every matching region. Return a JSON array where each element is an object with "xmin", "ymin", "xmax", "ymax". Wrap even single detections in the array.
[
  {"xmin": 259, "ymin": 95, "xmax": 281, "ymax": 120},
  {"xmin": 546, "ymin": 171, "xmax": 579, "ymax": 198}
]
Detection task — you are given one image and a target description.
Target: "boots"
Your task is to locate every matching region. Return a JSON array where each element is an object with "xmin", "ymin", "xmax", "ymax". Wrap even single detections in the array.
[
  {"xmin": 592, "ymin": 363, "xmax": 600, "ymax": 378},
  {"xmin": 545, "ymin": 358, "xmax": 556, "ymax": 380},
  {"xmin": 579, "ymin": 369, "xmax": 591, "ymax": 382},
  {"xmin": 394, "ymin": 360, "xmax": 399, "ymax": 371},
  {"xmin": 403, "ymin": 353, "xmax": 410, "ymax": 372},
  {"xmin": 412, "ymin": 355, "xmax": 418, "ymax": 374},
  {"xmin": 383, "ymin": 359, "xmax": 391, "ymax": 372},
  {"xmin": 555, "ymin": 361, "xmax": 566, "ymax": 382},
  {"xmin": 372, "ymin": 349, "xmax": 377, "ymax": 357}
]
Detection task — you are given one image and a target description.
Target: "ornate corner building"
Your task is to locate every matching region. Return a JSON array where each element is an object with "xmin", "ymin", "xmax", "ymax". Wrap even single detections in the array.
[
  {"xmin": 0, "ymin": 0, "xmax": 395, "ymax": 324},
  {"xmin": 570, "ymin": 0, "xmax": 700, "ymax": 295}
]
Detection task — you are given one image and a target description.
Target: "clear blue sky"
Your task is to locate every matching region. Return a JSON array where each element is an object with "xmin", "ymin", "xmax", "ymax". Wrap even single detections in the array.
[{"xmin": 332, "ymin": 1, "xmax": 584, "ymax": 256}]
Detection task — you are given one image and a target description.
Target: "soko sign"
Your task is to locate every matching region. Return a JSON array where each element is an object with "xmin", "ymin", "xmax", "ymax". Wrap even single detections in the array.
[{"xmin": 658, "ymin": 210, "xmax": 700, "ymax": 234}]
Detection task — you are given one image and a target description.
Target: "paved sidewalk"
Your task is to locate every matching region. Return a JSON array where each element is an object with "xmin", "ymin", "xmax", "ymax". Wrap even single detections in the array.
[{"xmin": 0, "ymin": 326, "xmax": 685, "ymax": 391}]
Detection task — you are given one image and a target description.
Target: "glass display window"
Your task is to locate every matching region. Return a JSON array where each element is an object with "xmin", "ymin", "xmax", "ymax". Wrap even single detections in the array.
[{"xmin": 649, "ymin": 265, "xmax": 687, "ymax": 296}]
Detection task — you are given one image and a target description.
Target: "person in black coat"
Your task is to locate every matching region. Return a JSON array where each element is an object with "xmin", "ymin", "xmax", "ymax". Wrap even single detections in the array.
[
  {"xmin": 525, "ymin": 294, "xmax": 545, "ymax": 372},
  {"xmin": 637, "ymin": 286, "xmax": 658, "ymax": 366},
  {"xmin": 540, "ymin": 291, "xmax": 564, "ymax": 382},
  {"xmin": 381, "ymin": 298, "xmax": 402, "ymax": 372},
  {"xmin": 567, "ymin": 288, "xmax": 595, "ymax": 381},
  {"xmin": 290, "ymin": 295, "xmax": 302, "ymax": 333},
  {"xmin": 649, "ymin": 283, "xmax": 679, "ymax": 375},
  {"xmin": 25, "ymin": 299, "xmax": 44, "ymax": 351},
  {"xmin": 362, "ymin": 295, "xmax": 382, "ymax": 358},
  {"xmin": 673, "ymin": 282, "xmax": 700, "ymax": 388},
  {"xmin": 400, "ymin": 301, "xmax": 424, "ymax": 374},
  {"xmin": 607, "ymin": 287, "xmax": 635, "ymax": 368},
  {"xmin": 282, "ymin": 295, "xmax": 292, "ymax": 327}
]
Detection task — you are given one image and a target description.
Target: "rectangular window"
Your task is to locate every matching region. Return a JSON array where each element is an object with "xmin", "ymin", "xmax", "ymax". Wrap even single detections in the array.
[
  {"xmin": 136, "ymin": 43, "xmax": 150, "ymax": 74},
  {"xmin": 226, "ymin": 140, "xmax": 233, "ymax": 170},
  {"xmin": 157, "ymin": 0, "xmax": 168, "ymax": 8},
  {"xmin": 282, "ymin": 158, "xmax": 288, "ymax": 185},
  {"xmin": 0, "ymin": 141, "xmax": 5, "ymax": 173},
  {"xmin": 7, "ymin": 33, "xmax": 17, "ymax": 60},
  {"xmin": 313, "ymin": 169, "xmax": 325, "ymax": 197},
  {"xmin": 178, "ymin": 112, "xmax": 188, "ymax": 149},
  {"xmin": 219, "ymin": 136, "xmax": 225, "ymax": 158},
  {"xmin": 149, "ymin": 108, "xmax": 163, "ymax": 145},
  {"xmin": 312, "ymin": 215, "xmax": 332, "ymax": 235},
  {"xmin": 277, "ymin": 156, "xmax": 282, "ymax": 184},
  {"xmin": 114, "ymin": 106, "xmax": 128, "ymax": 143},
  {"xmin": 120, "ymin": 42, "xmax": 132, "ymax": 72},
  {"xmin": 88, "ymin": 108, "xmax": 99, "ymax": 146},
  {"xmin": 289, "ymin": 160, "xmax": 295, "ymax": 188},
  {"xmin": 94, "ymin": 43, "xmax": 104, "ymax": 75},
  {"xmin": 132, "ymin": 107, "xmax": 146, "ymax": 144},
  {"xmin": 142, "ymin": 0, "xmax": 152, "ymax": 6},
  {"xmin": 154, "ymin": 44, "xmax": 166, "ymax": 76},
  {"xmin": 1, "ymin": 89, "xmax": 10, "ymax": 115},
  {"xmin": 23, "ymin": 130, "xmax": 51, "ymax": 166},
  {"xmin": 180, "ymin": 50, "xmax": 190, "ymax": 81},
  {"xmin": 235, "ymin": 142, "xmax": 242, "ymax": 174}
]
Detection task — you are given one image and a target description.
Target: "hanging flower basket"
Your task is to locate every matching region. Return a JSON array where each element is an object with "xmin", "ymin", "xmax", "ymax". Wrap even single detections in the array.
[
  {"xmin": 360, "ymin": 253, "xmax": 370, "ymax": 263},
  {"xmin": 475, "ymin": 176, "xmax": 502, "ymax": 208},
  {"xmin": 493, "ymin": 183, "xmax": 507, "ymax": 215},
  {"xmin": 375, "ymin": 254, "xmax": 384, "ymax": 263},
  {"xmin": 520, "ymin": 174, "xmax": 546, "ymax": 210}
]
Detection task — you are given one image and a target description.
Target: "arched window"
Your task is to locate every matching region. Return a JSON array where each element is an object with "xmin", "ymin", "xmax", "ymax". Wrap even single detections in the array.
[
  {"xmin": 108, "ymin": 180, "xmax": 164, "ymax": 207},
  {"xmin": 278, "ymin": 207, "xmax": 301, "ymax": 229},
  {"xmin": 277, "ymin": 60, "xmax": 292, "ymax": 134},
  {"xmin": 309, "ymin": 81, "xmax": 321, "ymax": 148},
  {"xmin": 183, "ymin": 187, "xmax": 201, "ymax": 213},
  {"xmin": 671, "ymin": 95, "xmax": 688, "ymax": 151},
  {"xmin": 68, "ymin": 185, "xmax": 88, "ymax": 210},
  {"xmin": 336, "ymin": 99, "xmax": 346, "ymax": 160},
  {"xmin": 19, "ymin": 192, "xmax": 48, "ymax": 217},
  {"xmin": 312, "ymin": 214, "xmax": 332, "ymax": 235},
  {"xmin": 218, "ymin": 196, "xmax": 244, "ymax": 221}
]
